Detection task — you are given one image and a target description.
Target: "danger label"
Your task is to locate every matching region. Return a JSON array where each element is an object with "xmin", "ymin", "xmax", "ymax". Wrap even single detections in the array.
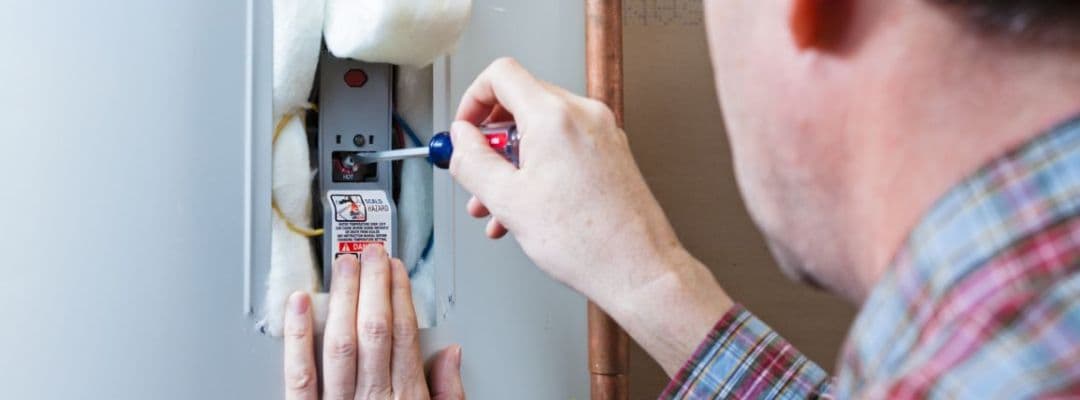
[
  {"xmin": 337, "ymin": 241, "xmax": 380, "ymax": 252},
  {"xmin": 328, "ymin": 190, "xmax": 393, "ymax": 258}
]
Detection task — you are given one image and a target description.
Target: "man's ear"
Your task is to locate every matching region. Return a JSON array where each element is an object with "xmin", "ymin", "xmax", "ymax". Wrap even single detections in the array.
[{"xmin": 790, "ymin": 0, "xmax": 854, "ymax": 51}]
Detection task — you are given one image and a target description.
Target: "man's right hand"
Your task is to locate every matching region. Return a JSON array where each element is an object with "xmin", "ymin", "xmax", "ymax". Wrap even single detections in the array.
[
  {"xmin": 448, "ymin": 58, "xmax": 733, "ymax": 374},
  {"xmin": 449, "ymin": 58, "xmax": 682, "ymax": 304}
]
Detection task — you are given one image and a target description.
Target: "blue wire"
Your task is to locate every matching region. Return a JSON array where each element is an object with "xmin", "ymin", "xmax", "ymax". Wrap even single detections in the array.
[
  {"xmin": 393, "ymin": 112, "xmax": 427, "ymax": 150},
  {"xmin": 407, "ymin": 231, "xmax": 436, "ymax": 279},
  {"xmin": 394, "ymin": 112, "xmax": 436, "ymax": 278}
]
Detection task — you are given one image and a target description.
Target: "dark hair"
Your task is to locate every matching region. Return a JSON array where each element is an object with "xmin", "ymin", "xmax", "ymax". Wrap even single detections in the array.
[{"xmin": 927, "ymin": 0, "xmax": 1080, "ymax": 45}]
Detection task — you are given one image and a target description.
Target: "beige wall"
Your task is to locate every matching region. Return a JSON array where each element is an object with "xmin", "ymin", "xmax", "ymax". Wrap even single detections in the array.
[{"xmin": 622, "ymin": 4, "xmax": 857, "ymax": 397}]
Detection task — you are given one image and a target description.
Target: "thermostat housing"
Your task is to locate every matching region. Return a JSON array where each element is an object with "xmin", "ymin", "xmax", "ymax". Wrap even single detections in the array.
[{"xmin": 317, "ymin": 52, "xmax": 396, "ymax": 289}]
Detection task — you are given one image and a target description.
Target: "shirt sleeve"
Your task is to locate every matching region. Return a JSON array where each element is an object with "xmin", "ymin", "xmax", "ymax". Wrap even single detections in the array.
[{"xmin": 660, "ymin": 304, "xmax": 834, "ymax": 399}]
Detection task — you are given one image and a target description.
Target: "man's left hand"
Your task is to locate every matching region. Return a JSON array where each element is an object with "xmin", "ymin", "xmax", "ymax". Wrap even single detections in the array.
[{"xmin": 283, "ymin": 246, "xmax": 465, "ymax": 399}]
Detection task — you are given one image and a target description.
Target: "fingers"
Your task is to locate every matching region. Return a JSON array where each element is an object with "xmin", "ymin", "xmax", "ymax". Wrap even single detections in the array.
[
  {"xmin": 455, "ymin": 57, "xmax": 549, "ymax": 126},
  {"xmin": 286, "ymin": 249, "xmax": 440, "ymax": 400},
  {"xmin": 466, "ymin": 196, "xmax": 490, "ymax": 218},
  {"xmin": 321, "ymin": 256, "xmax": 360, "ymax": 399},
  {"xmin": 486, "ymin": 218, "xmax": 508, "ymax": 239},
  {"xmin": 448, "ymin": 121, "xmax": 516, "ymax": 208},
  {"xmin": 468, "ymin": 197, "xmax": 507, "ymax": 239},
  {"xmin": 481, "ymin": 104, "xmax": 515, "ymax": 125},
  {"xmin": 428, "ymin": 345, "xmax": 465, "ymax": 400},
  {"xmin": 390, "ymin": 258, "xmax": 428, "ymax": 397},
  {"xmin": 355, "ymin": 245, "xmax": 394, "ymax": 398},
  {"xmin": 283, "ymin": 292, "xmax": 318, "ymax": 400}
]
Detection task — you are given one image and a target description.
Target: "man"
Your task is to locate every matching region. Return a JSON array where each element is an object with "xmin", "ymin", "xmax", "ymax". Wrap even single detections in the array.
[{"xmin": 284, "ymin": 0, "xmax": 1080, "ymax": 398}]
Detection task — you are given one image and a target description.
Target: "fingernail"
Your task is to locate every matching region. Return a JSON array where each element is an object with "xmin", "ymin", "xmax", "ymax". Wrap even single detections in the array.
[
  {"xmin": 335, "ymin": 255, "xmax": 358, "ymax": 277},
  {"xmin": 454, "ymin": 345, "xmax": 463, "ymax": 368},
  {"xmin": 289, "ymin": 292, "xmax": 309, "ymax": 315},
  {"xmin": 362, "ymin": 244, "xmax": 386, "ymax": 263}
]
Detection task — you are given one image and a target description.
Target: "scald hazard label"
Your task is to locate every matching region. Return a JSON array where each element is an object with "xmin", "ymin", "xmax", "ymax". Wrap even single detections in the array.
[{"xmin": 327, "ymin": 190, "xmax": 393, "ymax": 258}]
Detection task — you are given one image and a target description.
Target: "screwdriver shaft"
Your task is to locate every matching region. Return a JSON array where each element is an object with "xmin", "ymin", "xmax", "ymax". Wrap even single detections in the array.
[{"xmin": 356, "ymin": 147, "xmax": 430, "ymax": 163}]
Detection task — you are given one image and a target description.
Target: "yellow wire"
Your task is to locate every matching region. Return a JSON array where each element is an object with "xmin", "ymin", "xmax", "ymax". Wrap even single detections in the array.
[
  {"xmin": 272, "ymin": 108, "xmax": 324, "ymax": 237},
  {"xmin": 273, "ymin": 201, "xmax": 324, "ymax": 237}
]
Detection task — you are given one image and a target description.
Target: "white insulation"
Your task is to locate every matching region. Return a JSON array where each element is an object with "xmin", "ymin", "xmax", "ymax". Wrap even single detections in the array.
[
  {"xmin": 324, "ymin": 0, "xmax": 473, "ymax": 67},
  {"xmin": 261, "ymin": 0, "xmax": 328, "ymax": 337},
  {"xmin": 272, "ymin": 0, "xmax": 325, "ymax": 121},
  {"xmin": 261, "ymin": 116, "xmax": 329, "ymax": 336}
]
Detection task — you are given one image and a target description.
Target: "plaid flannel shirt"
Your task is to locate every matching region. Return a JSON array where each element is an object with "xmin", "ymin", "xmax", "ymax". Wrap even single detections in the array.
[{"xmin": 662, "ymin": 115, "xmax": 1080, "ymax": 399}]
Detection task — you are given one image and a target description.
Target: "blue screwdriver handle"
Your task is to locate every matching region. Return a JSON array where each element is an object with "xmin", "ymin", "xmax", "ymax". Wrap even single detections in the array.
[{"xmin": 428, "ymin": 123, "xmax": 520, "ymax": 169}]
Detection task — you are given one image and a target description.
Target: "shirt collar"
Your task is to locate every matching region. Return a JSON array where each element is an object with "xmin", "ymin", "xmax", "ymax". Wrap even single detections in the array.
[
  {"xmin": 894, "ymin": 114, "xmax": 1080, "ymax": 307},
  {"xmin": 839, "ymin": 114, "xmax": 1080, "ymax": 388}
]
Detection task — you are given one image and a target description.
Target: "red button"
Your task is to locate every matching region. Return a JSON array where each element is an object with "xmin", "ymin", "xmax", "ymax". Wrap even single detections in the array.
[{"xmin": 344, "ymin": 69, "xmax": 368, "ymax": 88}]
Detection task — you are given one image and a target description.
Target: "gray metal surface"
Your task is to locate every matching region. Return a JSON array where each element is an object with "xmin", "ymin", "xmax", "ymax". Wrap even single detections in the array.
[
  {"xmin": 0, "ymin": 0, "xmax": 588, "ymax": 399},
  {"xmin": 318, "ymin": 55, "xmax": 395, "ymax": 287}
]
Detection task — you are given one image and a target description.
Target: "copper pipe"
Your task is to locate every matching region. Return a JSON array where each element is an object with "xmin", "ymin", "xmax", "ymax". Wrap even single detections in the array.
[
  {"xmin": 586, "ymin": 0, "xmax": 625, "ymax": 127},
  {"xmin": 588, "ymin": 304, "xmax": 630, "ymax": 399},
  {"xmin": 585, "ymin": 0, "xmax": 629, "ymax": 399}
]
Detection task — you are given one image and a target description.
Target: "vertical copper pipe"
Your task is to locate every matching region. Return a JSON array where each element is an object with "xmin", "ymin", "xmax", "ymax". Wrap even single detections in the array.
[
  {"xmin": 585, "ymin": 1, "xmax": 629, "ymax": 399},
  {"xmin": 588, "ymin": 304, "xmax": 630, "ymax": 399},
  {"xmin": 586, "ymin": 0, "xmax": 625, "ymax": 127}
]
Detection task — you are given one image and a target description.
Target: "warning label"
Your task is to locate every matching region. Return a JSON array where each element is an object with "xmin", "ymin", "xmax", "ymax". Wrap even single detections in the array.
[{"xmin": 328, "ymin": 190, "xmax": 393, "ymax": 258}]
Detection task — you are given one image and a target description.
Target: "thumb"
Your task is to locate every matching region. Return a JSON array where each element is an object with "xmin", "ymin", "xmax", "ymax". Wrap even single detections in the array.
[
  {"xmin": 448, "ymin": 121, "xmax": 516, "ymax": 208},
  {"xmin": 429, "ymin": 345, "xmax": 465, "ymax": 400}
]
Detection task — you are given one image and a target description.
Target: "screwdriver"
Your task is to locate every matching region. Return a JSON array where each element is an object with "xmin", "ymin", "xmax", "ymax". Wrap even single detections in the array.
[{"xmin": 357, "ymin": 123, "xmax": 520, "ymax": 169}]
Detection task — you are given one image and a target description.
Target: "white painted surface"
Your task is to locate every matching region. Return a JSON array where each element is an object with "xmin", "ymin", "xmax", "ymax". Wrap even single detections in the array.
[
  {"xmin": 424, "ymin": 1, "xmax": 590, "ymax": 398},
  {"xmin": 0, "ymin": 1, "xmax": 279, "ymax": 398}
]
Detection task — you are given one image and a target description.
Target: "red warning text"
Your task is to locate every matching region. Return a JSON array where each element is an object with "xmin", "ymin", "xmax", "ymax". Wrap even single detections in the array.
[{"xmin": 337, "ymin": 241, "xmax": 383, "ymax": 252}]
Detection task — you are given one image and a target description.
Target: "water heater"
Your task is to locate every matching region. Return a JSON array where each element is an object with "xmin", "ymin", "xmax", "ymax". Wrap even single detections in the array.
[{"xmin": 0, "ymin": 1, "xmax": 589, "ymax": 398}]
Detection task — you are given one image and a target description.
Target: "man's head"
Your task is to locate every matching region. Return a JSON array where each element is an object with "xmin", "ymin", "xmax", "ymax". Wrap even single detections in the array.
[{"xmin": 704, "ymin": 0, "xmax": 1080, "ymax": 300}]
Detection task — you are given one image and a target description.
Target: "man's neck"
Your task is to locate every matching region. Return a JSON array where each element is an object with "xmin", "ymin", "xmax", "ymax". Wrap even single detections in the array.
[{"xmin": 846, "ymin": 28, "xmax": 1080, "ymax": 301}]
